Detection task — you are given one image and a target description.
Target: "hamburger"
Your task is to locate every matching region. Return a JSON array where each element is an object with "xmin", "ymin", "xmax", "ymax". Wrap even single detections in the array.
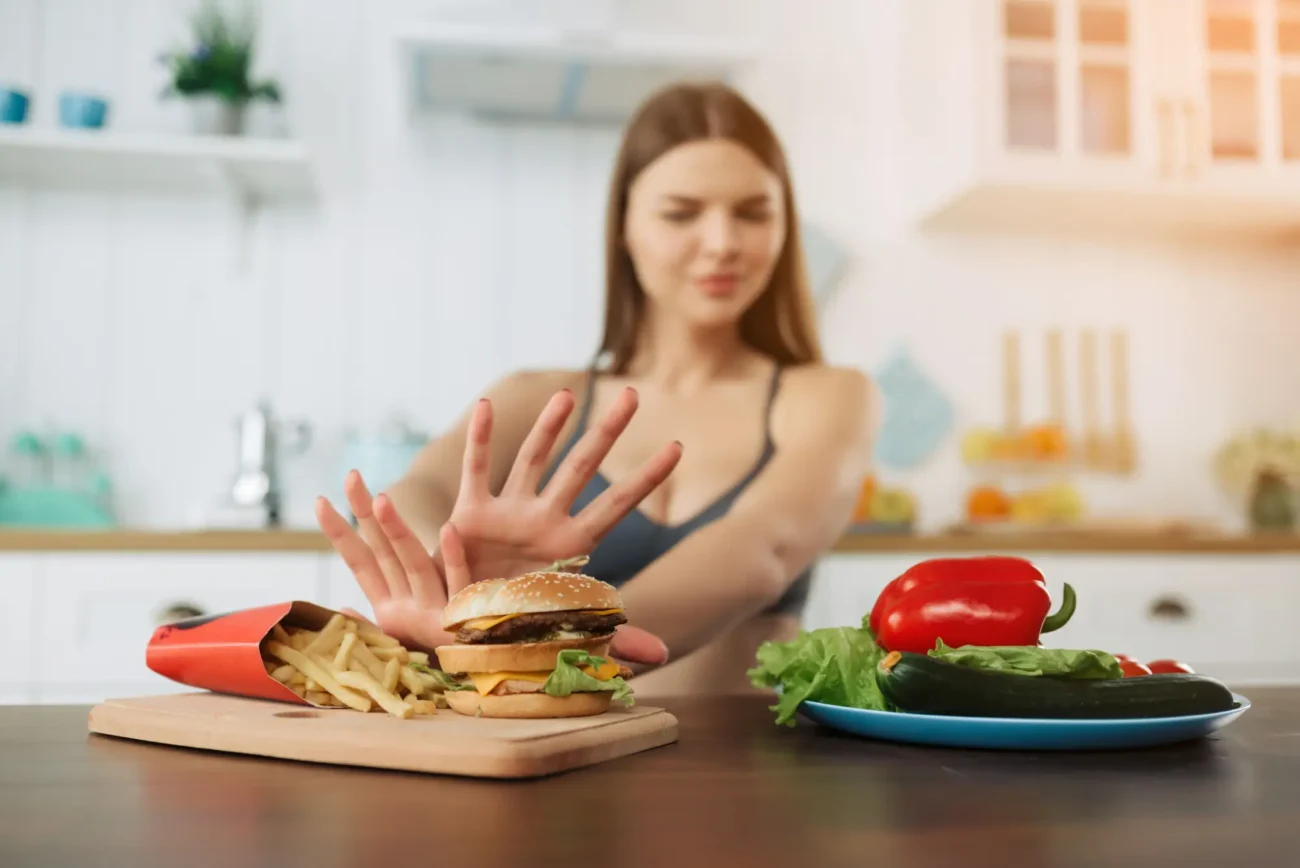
[{"xmin": 433, "ymin": 558, "xmax": 635, "ymax": 718}]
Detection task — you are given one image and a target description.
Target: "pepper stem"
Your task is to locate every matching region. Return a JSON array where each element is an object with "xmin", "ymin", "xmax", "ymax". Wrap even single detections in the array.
[
  {"xmin": 881, "ymin": 651, "xmax": 902, "ymax": 672},
  {"xmin": 1040, "ymin": 582, "xmax": 1077, "ymax": 634}
]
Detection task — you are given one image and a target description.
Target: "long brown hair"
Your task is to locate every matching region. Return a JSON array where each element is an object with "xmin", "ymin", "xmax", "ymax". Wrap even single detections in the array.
[{"xmin": 597, "ymin": 81, "xmax": 823, "ymax": 374}]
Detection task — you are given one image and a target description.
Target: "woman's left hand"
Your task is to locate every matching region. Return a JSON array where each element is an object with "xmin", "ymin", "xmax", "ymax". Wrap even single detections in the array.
[{"xmin": 436, "ymin": 385, "xmax": 681, "ymax": 593}]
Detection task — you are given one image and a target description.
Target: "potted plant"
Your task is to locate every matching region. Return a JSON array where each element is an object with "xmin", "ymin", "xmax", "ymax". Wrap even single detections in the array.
[
  {"xmin": 1215, "ymin": 426, "xmax": 1300, "ymax": 532},
  {"xmin": 158, "ymin": 1, "xmax": 282, "ymax": 136}
]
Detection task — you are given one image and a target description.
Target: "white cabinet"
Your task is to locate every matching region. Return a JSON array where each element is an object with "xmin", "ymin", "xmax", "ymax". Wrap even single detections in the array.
[
  {"xmin": 0, "ymin": 555, "xmax": 37, "ymax": 705},
  {"xmin": 806, "ymin": 551, "xmax": 1300, "ymax": 687},
  {"xmin": 1040, "ymin": 554, "xmax": 1300, "ymax": 685},
  {"xmin": 29, "ymin": 552, "xmax": 327, "ymax": 704},
  {"xmin": 323, "ymin": 556, "xmax": 377, "ymax": 623},
  {"xmin": 802, "ymin": 554, "xmax": 915, "ymax": 631},
  {"xmin": 901, "ymin": 0, "xmax": 1300, "ymax": 238},
  {"xmin": 3, "ymin": 547, "xmax": 1297, "ymax": 703}
]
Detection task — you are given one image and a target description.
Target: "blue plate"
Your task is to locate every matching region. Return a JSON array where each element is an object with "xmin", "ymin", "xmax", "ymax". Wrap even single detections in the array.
[{"xmin": 796, "ymin": 694, "xmax": 1252, "ymax": 751}]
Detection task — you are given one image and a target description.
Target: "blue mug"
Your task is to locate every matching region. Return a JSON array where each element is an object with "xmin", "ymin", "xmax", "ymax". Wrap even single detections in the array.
[
  {"xmin": 0, "ymin": 88, "xmax": 30, "ymax": 125},
  {"xmin": 58, "ymin": 92, "xmax": 109, "ymax": 129}
]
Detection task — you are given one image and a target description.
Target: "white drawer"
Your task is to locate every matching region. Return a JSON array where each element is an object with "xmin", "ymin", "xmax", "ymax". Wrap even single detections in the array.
[
  {"xmin": 32, "ymin": 552, "xmax": 326, "ymax": 703},
  {"xmin": 0, "ymin": 555, "xmax": 38, "ymax": 704},
  {"xmin": 1040, "ymin": 556, "xmax": 1300, "ymax": 682}
]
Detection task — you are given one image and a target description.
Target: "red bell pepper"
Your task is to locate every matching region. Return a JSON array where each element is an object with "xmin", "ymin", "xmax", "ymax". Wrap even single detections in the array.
[
  {"xmin": 869, "ymin": 556, "xmax": 1047, "ymax": 634},
  {"xmin": 870, "ymin": 556, "xmax": 1076, "ymax": 653}
]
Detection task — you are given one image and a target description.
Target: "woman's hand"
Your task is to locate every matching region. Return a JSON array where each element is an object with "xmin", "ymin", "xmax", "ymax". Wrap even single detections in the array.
[
  {"xmin": 316, "ymin": 477, "xmax": 471, "ymax": 652},
  {"xmin": 442, "ymin": 386, "xmax": 680, "ymax": 589},
  {"xmin": 315, "ymin": 385, "xmax": 681, "ymax": 666}
]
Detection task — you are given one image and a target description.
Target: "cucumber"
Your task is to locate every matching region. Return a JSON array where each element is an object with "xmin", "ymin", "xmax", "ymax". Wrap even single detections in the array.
[{"xmin": 876, "ymin": 651, "xmax": 1237, "ymax": 720}]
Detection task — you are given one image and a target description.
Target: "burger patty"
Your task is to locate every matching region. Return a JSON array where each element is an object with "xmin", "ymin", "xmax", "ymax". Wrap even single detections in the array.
[{"xmin": 455, "ymin": 610, "xmax": 628, "ymax": 644}]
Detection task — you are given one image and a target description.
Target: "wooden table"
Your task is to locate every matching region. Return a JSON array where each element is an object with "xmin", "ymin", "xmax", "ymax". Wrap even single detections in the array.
[{"xmin": 3, "ymin": 691, "xmax": 1299, "ymax": 868}]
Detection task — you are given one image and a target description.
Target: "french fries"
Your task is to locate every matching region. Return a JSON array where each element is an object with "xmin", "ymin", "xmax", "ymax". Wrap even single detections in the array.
[{"xmin": 260, "ymin": 613, "xmax": 447, "ymax": 719}]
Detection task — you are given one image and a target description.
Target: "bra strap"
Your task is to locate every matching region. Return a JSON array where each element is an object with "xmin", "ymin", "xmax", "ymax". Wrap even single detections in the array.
[
  {"xmin": 571, "ymin": 368, "xmax": 600, "ymax": 436},
  {"xmin": 761, "ymin": 364, "xmax": 783, "ymax": 451}
]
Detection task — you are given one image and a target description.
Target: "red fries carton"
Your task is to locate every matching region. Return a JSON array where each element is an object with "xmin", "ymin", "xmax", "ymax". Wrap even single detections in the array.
[{"xmin": 146, "ymin": 600, "xmax": 343, "ymax": 707}]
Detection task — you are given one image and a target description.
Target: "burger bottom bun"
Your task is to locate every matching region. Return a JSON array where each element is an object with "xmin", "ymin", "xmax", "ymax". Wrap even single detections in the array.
[
  {"xmin": 444, "ymin": 689, "xmax": 612, "ymax": 719},
  {"xmin": 434, "ymin": 635, "xmax": 612, "ymax": 674}
]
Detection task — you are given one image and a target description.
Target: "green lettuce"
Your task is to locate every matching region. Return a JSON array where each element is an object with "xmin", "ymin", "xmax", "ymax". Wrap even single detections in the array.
[
  {"xmin": 542, "ymin": 649, "xmax": 634, "ymax": 706},
  {"xmin": 411, "ymin": 652, "xmax": 634, "ymax": 706},
  {"xmin": 409, "ymin": 661, "xmax": 473, "ymax": 691},
  {"xmin": 747, "ymin": 626, "xmax": 891, "ymax": 726},
  {"xmin": 927, "ymin": 640, "xmax": 1123, "ymax": 679}
]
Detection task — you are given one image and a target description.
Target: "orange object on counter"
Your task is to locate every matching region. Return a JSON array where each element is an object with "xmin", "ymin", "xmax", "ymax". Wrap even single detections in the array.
[
  {"xmin": 1024, "ymin": 423, "xmax": 1070, "ymax": 460},
  {"xmin": 851, "ymin": 474, "xmax": 877, "ymax": 522},
  {"xmin": 966, "ymin": 485, "xmax": 1012, "ymax": 522}
]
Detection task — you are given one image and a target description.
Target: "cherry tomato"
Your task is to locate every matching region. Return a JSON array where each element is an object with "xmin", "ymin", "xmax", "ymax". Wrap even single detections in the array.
[
  {"xmin": 1146, "ymin": 658, "xmax": 1195, "ymax": 675},
  {"xmin": 1118, "ymin": 658, "xmax": 1152, "ymax": 677}
]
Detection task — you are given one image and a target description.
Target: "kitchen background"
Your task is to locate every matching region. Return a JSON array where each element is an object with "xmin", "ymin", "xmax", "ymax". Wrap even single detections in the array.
[
  {"xmin": 3, "ymin": 0, "xmax": 1300, "ymax": 704},
  {"xmin": 1, "ymin": 0, "xmax": 1298, "ymax": 533}
]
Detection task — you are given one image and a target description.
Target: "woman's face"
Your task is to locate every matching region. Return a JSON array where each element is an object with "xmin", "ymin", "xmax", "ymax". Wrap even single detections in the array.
[{"xmin": 623, "ymin": 138, "xmax": 786, "ymax": 331}]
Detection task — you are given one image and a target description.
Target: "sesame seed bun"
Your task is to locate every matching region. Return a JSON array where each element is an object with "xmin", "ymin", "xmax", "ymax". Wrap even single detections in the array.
[
  {"xmin": 441, "ymin": 570, "xmax": 624, "ymax": 631},
  {"xmin": 444, "ymin": 689, "xmax": 612, "ymax": 719}
]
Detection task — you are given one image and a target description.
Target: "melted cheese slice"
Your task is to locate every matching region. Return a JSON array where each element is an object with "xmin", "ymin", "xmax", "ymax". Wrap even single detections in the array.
[
  {"xmin": 467, "ymin": 671, "xmax": 549, "ymax": 696},
  {"xmin": 460, "ymin": 608, "xmax": 623, "ymax": 632},
  {"xmin": 466, "ymin": 661, "xmax": 622, "ymax": 696}
]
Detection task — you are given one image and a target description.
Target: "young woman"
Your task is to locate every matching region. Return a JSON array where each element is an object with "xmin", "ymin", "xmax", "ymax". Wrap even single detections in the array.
[{"xmin": 316, "ymin": 81, "xmax": 878, "ymax": 696}]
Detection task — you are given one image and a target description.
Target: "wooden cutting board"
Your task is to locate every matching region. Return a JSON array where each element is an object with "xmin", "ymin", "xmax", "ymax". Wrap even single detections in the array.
[{"xmin": 88, "ymin": 692, "xmax": 679, "ymax": 779}]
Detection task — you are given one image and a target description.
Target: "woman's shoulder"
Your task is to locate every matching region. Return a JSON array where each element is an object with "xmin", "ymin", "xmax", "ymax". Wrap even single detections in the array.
[
  {"xmin": 778, "ymin": 363, "xmax": 875, "ymax": 411},
  {"xmin": 771, "ymin": 363, "xmax": 878, "ymax": 450},
  {"xmin": 482, "ymin": 367, "xmax": 590, "ymax": 408}
]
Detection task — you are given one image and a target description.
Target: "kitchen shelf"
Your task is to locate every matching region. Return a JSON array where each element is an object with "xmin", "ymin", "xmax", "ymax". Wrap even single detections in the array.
[
  {"xmin": 0, "ymin": 127, "xmax": 316, "ymax": 204},
  {"xmin": 397, "ymin": 21, "xmax": 756, "ymax": 124},
  {"xmin": 3, "ymin": 527, "xmax": 1298, "ymax": 555},
  {"xmin": 915, "ymin": 171, "xmax": 1300, "ymax": 243}
]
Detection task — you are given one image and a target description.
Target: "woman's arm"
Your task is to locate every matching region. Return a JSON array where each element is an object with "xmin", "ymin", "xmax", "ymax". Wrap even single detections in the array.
[
  {"xmin": 384, "ymin": 370, "xmax": 580, "ymax": 551},
  {"xmin": 614, "ymin": 367, "xmax": 880, "ymax": 662}
]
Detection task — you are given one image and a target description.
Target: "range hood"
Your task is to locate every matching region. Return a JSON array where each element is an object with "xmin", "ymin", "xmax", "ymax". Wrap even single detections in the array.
[{"xmin": 397, "ymin": 21, "xmax": 756, "ymax": 124}]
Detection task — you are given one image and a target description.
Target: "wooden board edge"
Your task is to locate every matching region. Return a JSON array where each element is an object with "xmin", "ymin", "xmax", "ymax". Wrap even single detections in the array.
[
  {"xmin": 87, "ymin": 701, "xmax": 680, "ymax": 780},
  {"xmin": 482, "ymin": 709, "xmax": 680, "ymax": 778}
]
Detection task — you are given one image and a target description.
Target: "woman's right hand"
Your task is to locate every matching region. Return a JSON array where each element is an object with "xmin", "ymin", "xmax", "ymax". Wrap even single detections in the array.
[{"xmin": 315, "ymin": 472, "xmax": 470, "ymax": 652}]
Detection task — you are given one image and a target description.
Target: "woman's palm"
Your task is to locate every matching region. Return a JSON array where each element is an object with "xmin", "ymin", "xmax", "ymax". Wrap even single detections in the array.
[
  {"xmin": 445, "ymin": 498, "xmax": 598, "ymax": 583},
  {"xmin": 437, "ymin": 387, "xmax": 671, "ymax": 585}
]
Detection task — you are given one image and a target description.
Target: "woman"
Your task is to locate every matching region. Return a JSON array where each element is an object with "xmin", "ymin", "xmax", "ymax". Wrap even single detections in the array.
[{"xmin": 316, "ymin": 81, "xmax": 878, "ymax": 696}]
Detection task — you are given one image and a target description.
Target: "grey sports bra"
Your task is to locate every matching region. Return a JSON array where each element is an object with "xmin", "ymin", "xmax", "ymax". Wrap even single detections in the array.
[{"xmin": 538, "ymin": 365, "xmax": 814, "ymax": 618}]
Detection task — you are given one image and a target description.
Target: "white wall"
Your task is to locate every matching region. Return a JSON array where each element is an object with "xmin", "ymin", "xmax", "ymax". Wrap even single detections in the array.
[{"xmin": 1, "ymin": 0, "xmax": 1296, "ymax": 533}]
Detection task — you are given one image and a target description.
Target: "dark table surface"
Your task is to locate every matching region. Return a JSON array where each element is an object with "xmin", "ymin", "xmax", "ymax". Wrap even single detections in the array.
[{"xmin": 3, "ymin": 690, "xmax": 1299, "ymax": 868}]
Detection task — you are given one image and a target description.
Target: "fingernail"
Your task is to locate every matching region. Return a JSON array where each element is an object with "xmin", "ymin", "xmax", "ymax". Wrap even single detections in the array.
[{"xmin": 673, "ymin": 440, "xmax": 682, "ymax": 448}]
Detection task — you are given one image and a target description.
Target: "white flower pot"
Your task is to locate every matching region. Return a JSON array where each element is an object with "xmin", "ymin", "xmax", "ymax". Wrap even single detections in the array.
[{"xmin": 187, "ymin": 96, "xmax": 245, "ymax": 136}]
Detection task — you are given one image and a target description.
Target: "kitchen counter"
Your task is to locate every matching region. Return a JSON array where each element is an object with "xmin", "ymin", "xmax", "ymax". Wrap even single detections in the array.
[
  {"xmin": 2, "ymin": 527, "xmax": 1298, "ymax": 554},
  {"xmin": 3, "ymin": 692, "xmax": 1298, "ymax": 867}
]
